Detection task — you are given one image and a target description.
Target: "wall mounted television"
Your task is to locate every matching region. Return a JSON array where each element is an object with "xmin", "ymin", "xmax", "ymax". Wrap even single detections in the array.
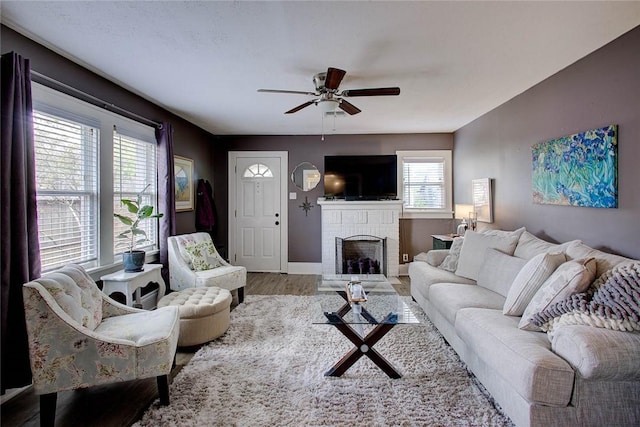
[{"xmin": 324, "ymin": 154, "xmax": 398, "ymax": 200}]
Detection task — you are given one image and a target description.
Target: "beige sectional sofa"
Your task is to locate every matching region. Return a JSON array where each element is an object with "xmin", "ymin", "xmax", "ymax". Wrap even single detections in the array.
[{"xmin": 408, "ymin": 228, "xmax": 640, "ymax": 427}]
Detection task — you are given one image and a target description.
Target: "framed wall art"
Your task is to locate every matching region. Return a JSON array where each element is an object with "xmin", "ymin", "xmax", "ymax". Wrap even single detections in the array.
[
  {"xmin": 472, "ymin": 178, "xmax": 493, "ymax": 223},
  {"xmin": 174, "ymin": 155, "xmax": 194, "ymax": 212},
  {"xmin": 531, "ymin": 125, "xmax": 617, "ymax": 208}
]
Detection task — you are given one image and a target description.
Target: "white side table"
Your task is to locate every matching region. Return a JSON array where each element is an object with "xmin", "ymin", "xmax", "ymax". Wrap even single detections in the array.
[{"xmin": 100, "ymin": 264, "xmax": 166, "ymax": 308}]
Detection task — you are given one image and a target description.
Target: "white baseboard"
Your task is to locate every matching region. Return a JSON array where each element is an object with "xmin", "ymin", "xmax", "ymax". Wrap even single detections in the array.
[
  {"xmin": 1, "ymin": 385, "xmax": 31, "ymax": 404},
  {"xmin": 287, "ymin": 262, "xmax": 322, "ymax": 275},
  {"xmin": 398, "ymin": 263, "xmax": 409, "ymax": 276}
]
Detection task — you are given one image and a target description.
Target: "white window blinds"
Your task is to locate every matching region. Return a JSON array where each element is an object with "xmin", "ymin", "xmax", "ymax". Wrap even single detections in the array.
[
  {"xmin": 402, "ymin": 157, "xmax": 446, "ymax": 209},
  {"xmin": 113, "ymin": 128, "xmax": 159, "ymax": 255},
  {"xmin": 34, "ymin": 111, "xmax": 99, "ymax": 271}
]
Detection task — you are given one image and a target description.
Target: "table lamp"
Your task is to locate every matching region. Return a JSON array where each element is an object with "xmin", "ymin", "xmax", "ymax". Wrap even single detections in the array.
[{"xmin": 455, "ymin": 204, "xmax": 473, "ymax": 235}]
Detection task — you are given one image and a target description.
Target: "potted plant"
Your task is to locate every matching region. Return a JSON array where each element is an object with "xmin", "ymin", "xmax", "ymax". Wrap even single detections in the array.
[{"xmin": 114, "ymin": 184, "xmax": 164, "ymax": 272}]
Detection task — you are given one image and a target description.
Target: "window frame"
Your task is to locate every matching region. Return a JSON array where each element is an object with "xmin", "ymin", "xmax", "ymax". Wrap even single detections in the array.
[
  {"xmin": 396, "ymin": 150, "xmax": 453, "ymax": 219},
  {"xmin": 32, "ymin": 83, "xmax": 159, "ymax": 274}
]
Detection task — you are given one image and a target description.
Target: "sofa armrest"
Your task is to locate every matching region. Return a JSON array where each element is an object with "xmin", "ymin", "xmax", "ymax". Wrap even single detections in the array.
[
  {"xmin": 551, "ymin": 325, "xmax": 640, "ymax": 381},
  {"xmin": 414, "ymin": 249, "xmax": 450, "ymax": 267}
]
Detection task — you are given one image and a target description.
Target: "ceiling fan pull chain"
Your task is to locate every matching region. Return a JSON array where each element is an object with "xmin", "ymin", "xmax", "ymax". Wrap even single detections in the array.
[{"xmin": 321, "ymin": 113, "xmax": 325, "ymax": 141}]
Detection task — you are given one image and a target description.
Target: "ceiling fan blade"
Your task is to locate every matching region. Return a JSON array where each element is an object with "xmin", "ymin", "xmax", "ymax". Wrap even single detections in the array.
[
  {"xmin": 341, "ymin": 87, "xmax": 401, "ymax": 97},
  {"xmin": 324, "ymin": 67, "xmax": 346, "ymax": 90},
  {"xmin": 258, "ymin": 89, "xmax": 318, "ymax": 96},
  {"xmin": 338, "ymin": 99, "xmax": 361, "ymax": 115},
  {"xmin": 285, "ymin": 101, "xmax": 315, "ymax": 114}
]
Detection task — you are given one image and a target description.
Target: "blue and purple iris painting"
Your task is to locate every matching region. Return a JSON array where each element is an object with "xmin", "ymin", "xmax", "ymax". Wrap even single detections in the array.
[{"xmin": 532, "ymin": 125, "xmax": 617, "ymax": 208}]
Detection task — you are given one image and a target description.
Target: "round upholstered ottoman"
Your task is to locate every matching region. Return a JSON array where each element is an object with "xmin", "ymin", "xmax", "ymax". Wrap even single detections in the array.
[{"xmin": 158, "ymin": 287, "xmax": 232, "ymax": 346}]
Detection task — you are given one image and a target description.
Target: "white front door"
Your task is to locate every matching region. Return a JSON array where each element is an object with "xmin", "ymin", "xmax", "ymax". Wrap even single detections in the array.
[{"xmin": 229, "ymin": 151, "xmax": 288, "ymax": 272}]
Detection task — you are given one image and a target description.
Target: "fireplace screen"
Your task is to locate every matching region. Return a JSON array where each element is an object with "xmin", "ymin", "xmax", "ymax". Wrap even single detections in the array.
[{"xmin": 335, "ymin": 235, "xmax": 387, "ymax": 276}]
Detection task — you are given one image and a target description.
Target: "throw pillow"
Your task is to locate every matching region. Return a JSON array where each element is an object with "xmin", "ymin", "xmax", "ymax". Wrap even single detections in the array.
[
  {"xmin": 477, "ymin": 248, "xmax": 527, "ymax": 297},
  {"xmin": 513, "ymin": 231, "xmax": 582, "ymax": 260},
  {"xmin": 438, "ymin": 237, "xmax": 464, "ymax": 272},
  {"xmin": 454, "ymin": 230, "xmax": 520, "ymax": 281},
  {"xmin": 482, "ymin": 227, "xmax": 526, "ymax": 240},
  {"xmin": 530, "ymin": 261, "xmax": 640, "ymax": 336},
  {"xmin": 503, "ymin": 251, "xmax": 566, "ymax": 316},
  {"xmin": 519, "ymin": 258, "xmax": 596, "ymax": 331},
  {"xmin": 179, "ymin": 239, "xmax": 223, "ymax": 271}
]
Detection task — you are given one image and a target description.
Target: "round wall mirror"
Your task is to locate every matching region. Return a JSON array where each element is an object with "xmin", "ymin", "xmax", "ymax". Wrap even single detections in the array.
[{"xmin": 291, "ymin": 162, "xmax": 321, "ymax": 191}]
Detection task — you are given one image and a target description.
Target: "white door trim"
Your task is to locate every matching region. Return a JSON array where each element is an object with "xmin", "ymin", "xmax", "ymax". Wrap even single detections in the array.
[{"xmin": 228, "ymin": 151, "xmax": 288, "ymax": 273}]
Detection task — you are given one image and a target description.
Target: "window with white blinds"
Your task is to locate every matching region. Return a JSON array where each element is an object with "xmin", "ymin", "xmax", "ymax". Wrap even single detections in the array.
[
  {"xmin": 397, "ymin": 150, "xmax": 453, "ymax": 218},
  {"xmin": 32, "ymin": 82, "xmax": 158, "ymax": 272},
  {"xmin": 113, "ymin": 129, "xmax": 158, "ymax": 254},
  {"xmin": 34, "ymin": 111, "xmax": 99, "ymax": 270}
]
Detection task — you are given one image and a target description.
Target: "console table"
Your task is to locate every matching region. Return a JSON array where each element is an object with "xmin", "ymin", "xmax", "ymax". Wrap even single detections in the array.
[
  {"xmin": 431, "ymin": 234, "xmax": 455, "ymax": 250},
  {"xmin": 100, "ymin": 264, "xmax": 166, "ymax": 309}
]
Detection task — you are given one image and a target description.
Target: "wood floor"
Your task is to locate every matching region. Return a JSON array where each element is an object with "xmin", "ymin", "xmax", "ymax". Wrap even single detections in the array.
[{"xmin": 1, "ymin": 273, "xmax": 410, "ymax": 427}]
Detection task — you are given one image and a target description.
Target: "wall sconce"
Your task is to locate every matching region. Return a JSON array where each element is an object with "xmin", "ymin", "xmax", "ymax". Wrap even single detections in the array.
[{"xmin": 454, "ymin": 204, "xmax": 473, "ymax": 235}]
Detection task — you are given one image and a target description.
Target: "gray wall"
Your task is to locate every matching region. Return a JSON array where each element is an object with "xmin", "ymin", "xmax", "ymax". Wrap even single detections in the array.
[
  {"xmin": 1, "ymin": 25, "xmax": 217, "ymax": 235},
  {"xmin": 216, "ymin": 134, "xmax": 454, "ymax": 262},
  {"xmin": 454, "ymin": 25, "xmax": 640, "ymax": 259}
]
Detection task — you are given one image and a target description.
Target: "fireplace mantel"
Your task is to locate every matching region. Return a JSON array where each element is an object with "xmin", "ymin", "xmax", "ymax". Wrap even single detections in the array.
[{"xmin": 318, "ymin": 198, "xmax": 402, "ymax": 280}]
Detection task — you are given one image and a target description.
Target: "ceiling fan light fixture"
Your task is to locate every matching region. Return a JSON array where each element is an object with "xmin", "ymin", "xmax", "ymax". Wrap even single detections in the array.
[{"xmin": 316, "ymin": 99, "xmax": 339, "ymax": 113}]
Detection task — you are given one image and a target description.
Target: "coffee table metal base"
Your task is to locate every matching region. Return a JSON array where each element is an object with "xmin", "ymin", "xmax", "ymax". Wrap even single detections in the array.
[{"xmin": 323, "ymin": 291, "xmax": 402, "ymax": 379}]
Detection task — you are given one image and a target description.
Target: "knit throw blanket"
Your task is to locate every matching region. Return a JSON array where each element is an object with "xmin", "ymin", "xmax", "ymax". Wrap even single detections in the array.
[{"xmin": 531, "ymin": 261, "xmax": 640, "ymax": 335}]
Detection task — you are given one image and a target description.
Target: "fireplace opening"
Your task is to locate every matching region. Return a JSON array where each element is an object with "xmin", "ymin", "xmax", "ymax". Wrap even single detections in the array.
[{"xmin": 335, "ymin": 235, "xmax": 387, "ymax": 276}]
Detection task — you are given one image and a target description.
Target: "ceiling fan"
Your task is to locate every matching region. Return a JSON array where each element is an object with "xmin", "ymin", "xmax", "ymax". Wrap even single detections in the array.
[{"xmin": 257, "ymin": 67, "xmax": 400, "ymax": 115}]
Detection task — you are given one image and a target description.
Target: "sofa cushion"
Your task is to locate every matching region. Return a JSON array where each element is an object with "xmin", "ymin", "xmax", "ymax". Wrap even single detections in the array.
[
  {"xmin": 477, "ymin": 248, "xmax": 527, "ymax": 297},
  {"xmin": 481, "ymin": 226, "xmax": 526, "ymax": 239},
  {"xmin": 565, "ymin": 241, "xmax": 632, "ymax": 278},
  {"xmin": 455, "ymin": 308, "xmax": 575, "ymax": 406},
  {"xmin": 455, "ymin": 230, "xmax": 520, "ymax": 281},
  {"xmin": 514, "ymin": 231, "xmax": 580, "ymax": 260},
  {"xmin": 550, "ymin": 324, "xmax": 640, "ymax": 381},
  {"xmin": 438, "ymin": 237, "xmax": 464, "ymax": 272},
  {"xmin": 408, "ymin": 261, "xmax": 475, "ymax": 303},
  {"xmin": 519, "ymin": 258, "xmax": 596, "ymax": 331},
  {"xmin": 503, "ymin": 252, "xmax": 566, "ymax": 316},
  {"xmin": 429, "ymin": 283, "xmax": 505, "ymax": 325}
]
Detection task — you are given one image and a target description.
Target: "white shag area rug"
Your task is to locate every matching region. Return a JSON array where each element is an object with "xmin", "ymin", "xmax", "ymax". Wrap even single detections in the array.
[{"xmin": 136, "ymin": 295, "xmax": 513, "ymax": 426}]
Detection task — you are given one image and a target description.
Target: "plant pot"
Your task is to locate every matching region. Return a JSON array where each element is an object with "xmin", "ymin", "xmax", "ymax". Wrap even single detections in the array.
[{"xmin": 123, "ymin": 250, "xmax": 146, "ymax": 272}]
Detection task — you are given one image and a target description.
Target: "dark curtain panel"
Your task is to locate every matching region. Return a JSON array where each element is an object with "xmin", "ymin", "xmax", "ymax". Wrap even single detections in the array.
[
  {"xmin": 156, "ymin": 123, "xmax": 176, "ymax": 287},
  {"xmin": 1, "ymin": 52, "xmax": 41, "ymax": 393}
]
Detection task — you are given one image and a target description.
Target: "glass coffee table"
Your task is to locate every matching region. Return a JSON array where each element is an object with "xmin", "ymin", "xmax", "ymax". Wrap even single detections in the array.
[{"xmin": 313, "ymin": 274, "xmax": 419, "ymax": 378}]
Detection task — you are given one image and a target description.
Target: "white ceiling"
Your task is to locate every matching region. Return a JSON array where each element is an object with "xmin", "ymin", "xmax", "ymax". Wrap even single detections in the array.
[{"xmin": 2, "ymin": 1, "xmax": 639, "ymax": 136}]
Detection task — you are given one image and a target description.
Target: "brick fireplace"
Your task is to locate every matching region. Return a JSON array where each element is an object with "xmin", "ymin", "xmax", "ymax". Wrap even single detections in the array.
[{"xmin": 318, "ymin": 199, "xmax": 402, "ymax": 280}]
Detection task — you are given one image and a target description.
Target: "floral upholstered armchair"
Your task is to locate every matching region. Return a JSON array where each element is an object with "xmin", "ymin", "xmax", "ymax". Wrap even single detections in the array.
[
  {"xmin": 168, "ymin": 232, "xmax": 247, "ymax": 303},
  {"xmin": 22, "ymin": 264, "xmax": 180, "ymax": 426}
]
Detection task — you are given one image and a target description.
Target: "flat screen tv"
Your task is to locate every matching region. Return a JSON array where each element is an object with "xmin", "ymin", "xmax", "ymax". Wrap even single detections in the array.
[{"xmin": 324, "ymin": 155, "xmax": 398, "ymax": 200}]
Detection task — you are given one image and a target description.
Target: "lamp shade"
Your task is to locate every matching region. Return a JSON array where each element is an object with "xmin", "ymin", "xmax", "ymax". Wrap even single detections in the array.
[{"xmin": 454, "ymin": 204, "xmax": 473, "ymax": 219}]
